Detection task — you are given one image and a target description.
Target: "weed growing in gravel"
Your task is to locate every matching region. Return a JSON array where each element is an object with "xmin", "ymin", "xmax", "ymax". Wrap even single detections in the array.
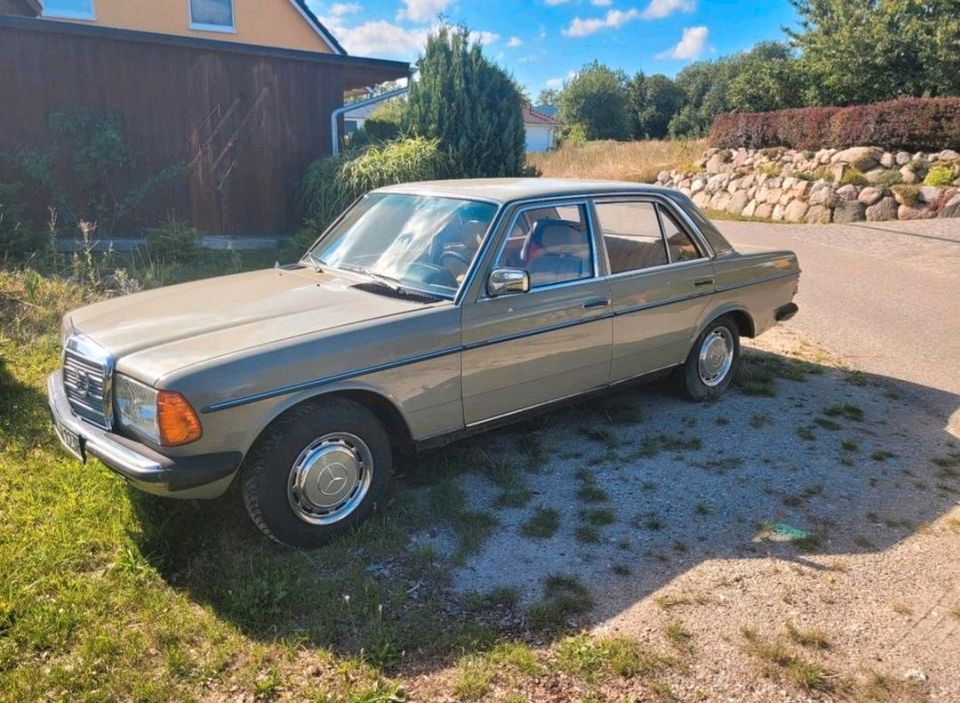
[
  {"xmin": 576, "ymin": 484, "xmax": 608, "ymax": 503},
  {"xmin": 841, "ymin": 438, "xmax": 860, "ymax": 452},
  {"xmin": 785, "ymin": 621, "xmax": 830, "ymax": 649},
  {"xmin": 814, "ymin": 417, "xmax": 842, "ymax": 431},
  {"xmin": 427, "ymin": 480, "xmax": 498, "ymax": 562},
  {"xmin": 520, "ymin": 506, "xmax": 561, "ymax": 539},
  {"xmin": 741, "ymin": 628, "xmax": 836, "ymax": 693},
  {"xmin": 464, "ymin": 587, "xmax": 519, "ymax": 612},
  {"xmin": 871, "ymin": 450, "xmax": 897, "ymax": 462},
  {"xmin": 580, "ymin": 508, "xmax": 616, "ymax": 526},
  {"xmin": 555, "ymin": 635, "xmax": 678, "ymax": 683},
  {"xmin": 654, "ymin": 590, "xmax": 710, "ymax": 610},
  {"xmin": 750, "ymin": 412, "xmax": 772, "ymax": 429},
  {"xmin": 612, "ymin": 564, "xmax": 631, "ymax": 576},
  {"xmin": 797, "ymin": 426, "xmax": 816, "ymax": 441},
  {"xmin": 694, "ymin": 502, "xmax": 712, "ymax": 516},
  {"xmin": 494, "ymin": 488, "xmax": 534, "ymax": 509},
  {"xmin": 824, "ymin": 404, "xmax": 864, "ymax": 422},
  {"xmin": 453, "ymin": 656, "xmax": 492, "ymax": 700},
  {"xmin": 527, "ymin": 575, "xmax": 592, "ymax": 631},
  {"xmin": 891, "ymin": 602, "xmax": 913, "ymax": 615},
  {"xmin": 665, "ymin": 620, "xmax": 694, "ymax": 652},
  {"xmin": 575, "ymin": 525, "xmax": 600, "ymax": 543},
  {"xmin": 715, "ymin": 416, "xmax": 730, "ymax": 426}
]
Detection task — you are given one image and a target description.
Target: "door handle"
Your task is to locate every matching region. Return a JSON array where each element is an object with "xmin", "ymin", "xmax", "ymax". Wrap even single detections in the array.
[
  {"xmin": 583, "ymin": 298, "xmax": 611, "ymax": 309},
  {"xmin": 694, "ymin": 277, "xmax": 714, "ymax": 287}
]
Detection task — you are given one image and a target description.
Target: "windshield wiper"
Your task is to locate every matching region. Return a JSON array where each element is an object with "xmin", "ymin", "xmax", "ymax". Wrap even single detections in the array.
[{"xmin": 340, "ymin": 265, "xmax": 443, "ymax": 302}]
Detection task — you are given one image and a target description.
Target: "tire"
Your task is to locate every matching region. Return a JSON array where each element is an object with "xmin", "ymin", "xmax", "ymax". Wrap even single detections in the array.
[
  {"xmin": 241, "ymin": 398, "xmax": 393, "ymax": 548},
  {"xmin": 680, "ymin": 315, "xmax": 740, "ymax": 401}
]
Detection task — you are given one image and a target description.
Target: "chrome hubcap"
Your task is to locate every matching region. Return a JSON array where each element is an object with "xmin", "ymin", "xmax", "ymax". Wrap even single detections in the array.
[
  {"xmin": 287, "ymin": 432, "xmax": 373, "ymax": 525},
  {"xmin": 698, "ymin": 327, "xmax": 734, "ymax": 387}
]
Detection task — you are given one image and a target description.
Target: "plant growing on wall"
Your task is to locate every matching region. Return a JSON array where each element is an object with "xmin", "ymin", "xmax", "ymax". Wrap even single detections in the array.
[{"xmin": 15, "ymin": 111, "xmax": 185, "ymax": 237}]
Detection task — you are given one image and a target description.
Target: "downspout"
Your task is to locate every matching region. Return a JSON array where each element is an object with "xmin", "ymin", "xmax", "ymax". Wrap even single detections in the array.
[{"xmin": 330, "ymin": 86, "xmax": 410, "ymax": 157}]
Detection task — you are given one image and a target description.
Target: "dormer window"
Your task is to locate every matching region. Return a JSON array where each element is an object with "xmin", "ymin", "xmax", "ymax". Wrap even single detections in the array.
[
  {"xmin": 190, "ymin": 0, "xmax": 235, "ymax": 33},
  {"xmin": 43, "ymin": 0, "xmax": 95, "ymax": 20}
]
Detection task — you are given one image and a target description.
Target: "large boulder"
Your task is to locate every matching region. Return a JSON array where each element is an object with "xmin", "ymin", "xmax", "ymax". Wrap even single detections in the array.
[
  {"xmin": 833, "ymin": 199, "xmax": 866, "ymax": 223},
  {"xmin": 899, "ymin": 166, "xmax": 919, "ymax": 184},
  {"xmin": 809, "ymin": 181, "xmax": 837, "ymax": 206},
  {"xmin": 895, "ymin": 151, "xmax": 912, "ymax": 166},
  {"xmin": 919, "ymin": 186, "xmax": 942, "ymax": 204},
  {"xmin": 784, "ymin": 199, "xmax": 809, "ymax": 222},
  {"xmin": 836, "ymin": 184, "xmax": 860, "ymax": 201},
  {"xmin": 754, "ymin": 202, "xmax": 774, "ymax": 219},
  {"xmin": 938, "ymin": 194, "xmax": 960, "ymax": 218},
  {"xmin": 806, "ymin": 204, "xmax": 832, "ymax": 224},
  {"xmin": 858, "ymin": 187, "xmax": 883, "ymax": 206},
  {"xmin": 692, "ymin": 191, "xmax": 710, "ymax": 209},
  {"xmin": 898, "ymin": 204, "xmax": 936, "ymax": 220},
  {"xmin": 727, "ymin": 190, "xmax": 749, "ymax": 216},
  {"xmin": 742, "ymin": 199, "xmax": 758, "ymax": 218},
  {"xmin": 831, "ymin": 146, "xmax": 881, "ymax": 171},
  {"xmin": 865, "ymin": 197, "xmax": 898, "ymax": 221}
]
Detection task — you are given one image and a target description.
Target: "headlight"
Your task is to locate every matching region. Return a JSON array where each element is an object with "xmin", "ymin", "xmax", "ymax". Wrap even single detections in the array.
[
  {"xmin": 115, "ymin": 375, "xmax": 202, "ymax": 446},
  {"xmin": 115, "ymin": 375, "xmax": 160, "ymax": 443}
]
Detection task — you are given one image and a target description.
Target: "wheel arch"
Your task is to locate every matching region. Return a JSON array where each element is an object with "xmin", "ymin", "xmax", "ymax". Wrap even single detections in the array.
[
  {"xmin": 698, "ymin": 304, "xmax": 755, "ymax": 340},
  {"xmin": 243, "ymin": 385, "xmax": 416, "ymax": 465}
]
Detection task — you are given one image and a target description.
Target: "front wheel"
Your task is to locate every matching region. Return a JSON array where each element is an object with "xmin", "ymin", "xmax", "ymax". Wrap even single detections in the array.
[
  {"xmin": 241, "ymin": 399, "xmax": 393, "ymax": 548},
  {"xmin": 680, "ymin": 316, "xmax": 740, "ymax": 401}
]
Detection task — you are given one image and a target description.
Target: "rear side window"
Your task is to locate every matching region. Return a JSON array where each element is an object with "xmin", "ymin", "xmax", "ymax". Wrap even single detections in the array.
[
  {"xmin": 660, "ymin": 208, "xmax": 704, "ymax": 262},
  {"xmin": 594, "ymin": 201, "xmax": 667, "ymax": 274}
]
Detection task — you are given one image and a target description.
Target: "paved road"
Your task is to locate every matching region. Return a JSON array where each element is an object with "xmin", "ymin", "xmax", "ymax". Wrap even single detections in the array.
[{"xmin": 718, "ymin": 218, "xmax": 960, "ymax": 424}]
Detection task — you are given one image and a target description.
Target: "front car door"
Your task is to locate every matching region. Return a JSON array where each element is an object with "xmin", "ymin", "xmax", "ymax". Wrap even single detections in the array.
[
  {"xmin": 460, "ymin": 200, "xmax": 613, "ymax": 425},
  {"xmin": 592, "ymin": 196, "xmax": 717, "ymax": 382}
]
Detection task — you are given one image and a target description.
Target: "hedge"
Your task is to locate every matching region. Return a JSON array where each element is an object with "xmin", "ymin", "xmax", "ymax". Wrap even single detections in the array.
[{"xmin": 709, "ymin": 98, "xmax": 960, "ymax": 152}]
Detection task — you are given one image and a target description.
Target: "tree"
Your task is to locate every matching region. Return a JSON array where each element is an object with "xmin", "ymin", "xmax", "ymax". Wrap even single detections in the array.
[
  {"xmin": 556, "ymin": 62, "xmax": 631, "ymax": 141},
  {"xmin": 788, "ymin": 0, "xmax": 960, "ymax": 105},
  {"xmin": 536, "ymin": 88, "xmax": 560, "ymax": 107},
  {"xmin": 629, "ymin": 73, "xmax": 686, "ymax": 139},
  {"xmin": 404, "ymin": 24, "xmax": 526, "ymax": 178}
]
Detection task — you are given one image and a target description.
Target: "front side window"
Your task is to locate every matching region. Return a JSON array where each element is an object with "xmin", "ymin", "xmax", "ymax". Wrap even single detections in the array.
[
  {"xmin": 190, "ymin": 0, "xmax": 235, "ymax": 30},
  {"xmin": 595, "ymin": 200, "xmax": 667, "ymax": 274},
  {"xmin": 495, "ymin": 203, "xmax": 594, "ymax": 289},
  {"xmin": 43, "ymin": 0, "xmax": 95, "ymax": 19},
  {"xmin": 308, "ymin": 193, "xmax": 498, "ymax": 299}
]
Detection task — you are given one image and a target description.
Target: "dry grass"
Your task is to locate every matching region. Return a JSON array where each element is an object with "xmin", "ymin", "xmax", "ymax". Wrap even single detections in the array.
[{"xmin": 528, "ymin": 139, "xmax": 706, "ymax": 183}]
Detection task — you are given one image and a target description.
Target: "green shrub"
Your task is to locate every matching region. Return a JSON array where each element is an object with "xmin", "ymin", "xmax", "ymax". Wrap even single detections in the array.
[
  {"xmin": 364, "ymin": 99, "xmax": 405, "ymax": 143},
  {"xmin": 924, "ymin": 164, "xmax": 956, "ymax": 186},
  {"xmin": 840, "ymin": 168, "xmax": 869, "ymax": 186},
  {"xmin": 875, "ymin": 170, "xmax": 904, "ymax": 188},
  {"xmin": 892, "ymin": 185, "xmax": 921, "ymax": 206},
  {"xmin": 296, "ymin": 137, "xmax": 445, "ymax": 254},
  {"xmin": 144, "ymin": 219, "xmax": 203, "ymax": 265},
  {"xmin": 565, "ymin": 123, "xmax": 588, "ymax": 147}
]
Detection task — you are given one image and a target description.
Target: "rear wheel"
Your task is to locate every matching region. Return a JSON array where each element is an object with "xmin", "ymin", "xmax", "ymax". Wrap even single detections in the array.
[
  {"xmin": 680, "ymin": 316, "xmax": 740, "ymax": 401},
  {"xmin": 241, "ymin": 399, "xmax": 393, "ymax": 548}
]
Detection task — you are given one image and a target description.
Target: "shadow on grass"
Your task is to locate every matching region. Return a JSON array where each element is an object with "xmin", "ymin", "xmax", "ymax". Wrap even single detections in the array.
[{"xmin": 129, "ymin": 348, "xmax": 960, "ymax": 676}]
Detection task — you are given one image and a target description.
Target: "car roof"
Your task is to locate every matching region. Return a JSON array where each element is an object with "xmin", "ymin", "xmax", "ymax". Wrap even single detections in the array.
[{"xmin": 375, "ymin": 178, "xmax": 679, "ymax": 204}]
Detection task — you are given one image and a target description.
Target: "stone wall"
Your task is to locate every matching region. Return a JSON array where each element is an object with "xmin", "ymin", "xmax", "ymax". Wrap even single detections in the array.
[{"xmin": 656, "ymin": 146, "xmax": 960, "ymax": 223}]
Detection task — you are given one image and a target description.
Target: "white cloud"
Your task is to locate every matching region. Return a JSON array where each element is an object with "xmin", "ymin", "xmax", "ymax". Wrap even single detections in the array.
[
  {"xmin": 545, "ymin": 77, "xmax": 564, "ymax": 89},
  {"xmin": 545, "ymin": 0, "xmax": 569, "ymax": 5},
  {"xmin": 328, "ymin": 2, "xmax": 361, "ymax": 17},
  {"xmin": 591, "ymin": 0, "xmax": 613, "ymax": 6},
  {"xmin": 397, "ymin": 0, "xmax": 453, "ymax": 22},
  {"xmin": 507, "ymin": 36, "xmax": 523, "ymax": 48},
  {"xmin": 641, "ymin": 0, "xmax": 695, "ymax": 19},
  {"xmin": 563, "ymin": 8, "xmax": 640, "ymax": 37},
  {"xmin": 656, "ymin": 25, "xmax": 708, "ymax": 59},
  {"xmin": 472, "ymin": 30, "xmax": 500, "ymax": 45}
]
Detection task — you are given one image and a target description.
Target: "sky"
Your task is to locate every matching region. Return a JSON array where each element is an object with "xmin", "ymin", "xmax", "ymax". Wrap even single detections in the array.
[{"xmin": 307, "ymin": 0, "xmax": 801, "ymax": 99}]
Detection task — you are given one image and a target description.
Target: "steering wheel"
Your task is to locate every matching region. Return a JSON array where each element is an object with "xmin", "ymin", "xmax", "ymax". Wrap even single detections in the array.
[
  {"xmin": 438, "ymin": 249, "xmax": 470, "ymax": 269},
  {"xmin": 405, "ymin": 262, "xmax": 458, "ymax": 289}
]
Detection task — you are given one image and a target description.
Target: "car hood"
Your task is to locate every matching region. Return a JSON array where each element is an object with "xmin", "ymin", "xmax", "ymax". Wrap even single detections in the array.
[{"xmin": 67, "ymin": 267, "xmax": 438, "ymax": 383}]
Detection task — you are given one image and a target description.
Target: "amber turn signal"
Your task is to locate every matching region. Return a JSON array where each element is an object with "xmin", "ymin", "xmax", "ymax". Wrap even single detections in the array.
[{"xmin": 157, "ymin": 391, "xmax": 203, "ymax": 446}]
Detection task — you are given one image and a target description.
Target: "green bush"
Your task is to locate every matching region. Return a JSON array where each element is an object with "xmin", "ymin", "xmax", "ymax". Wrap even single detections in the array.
[
  {"xmin": 924, "ymin": 164, "xmax": 956, "ymax": 186},
  {"xmin": 875, "ymin": 170, "xmax": 904, "ymax": 188},
  {"xmin": 364, "ymin": 99, "xmax": 405, "ymax": 143},
  {"xmin": 405, "ymin": 25, "xmax": 526, "ymax": 178},
  {"xmin": 565, "ymin": 123, "xmax": 588, "ymax": 147},
  {"xmin": 840, "ymin": 168, "xmax": 869, "ymax": 186},
  {"xmin": 295, "ymin": 137, "xmax": 445, "ymax": 255},
  {"xmin": 144, "ymin": 219, "xmax": 203, "ymax": 265}
]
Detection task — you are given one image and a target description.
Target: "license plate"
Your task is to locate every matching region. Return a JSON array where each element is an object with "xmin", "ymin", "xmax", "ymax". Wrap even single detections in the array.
[{"xmin": 54, "ymin": 418, "xmax": 86, "ymax": 463}]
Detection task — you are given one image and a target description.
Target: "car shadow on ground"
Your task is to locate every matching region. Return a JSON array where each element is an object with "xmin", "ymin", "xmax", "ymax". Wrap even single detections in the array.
[{"xmin": 130, "ymin": 344, "xmax": 960, "ymax": 676}]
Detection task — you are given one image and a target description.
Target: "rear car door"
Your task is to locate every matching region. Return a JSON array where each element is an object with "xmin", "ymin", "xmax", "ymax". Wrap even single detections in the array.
[
  {"xmin": 593, "ymin": 197, "xmax": 716, "ymax": 382},
  {"xmin": 460, "ymin": 200, "xmax": 613, "ymax": 425}
]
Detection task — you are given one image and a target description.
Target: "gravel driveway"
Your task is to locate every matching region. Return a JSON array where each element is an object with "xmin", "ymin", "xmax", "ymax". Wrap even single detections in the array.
[{"xmin": 414, "ymin": 220, "xmax": 960, "ymax": 701}]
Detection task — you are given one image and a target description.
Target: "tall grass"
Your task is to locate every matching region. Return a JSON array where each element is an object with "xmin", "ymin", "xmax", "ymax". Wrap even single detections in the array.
[{"xmin": 527, "ymin": 139, "xmax": 706, "ymax": 183}]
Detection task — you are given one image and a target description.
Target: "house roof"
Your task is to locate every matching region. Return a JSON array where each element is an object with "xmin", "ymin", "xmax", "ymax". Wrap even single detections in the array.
[
  {"xmin": 288, "ymin": 0, "xmax": 347, "ymax": 55},
  {"xmin": 523, "ymin": 104, "xmax": 561, "ymax": 127}
]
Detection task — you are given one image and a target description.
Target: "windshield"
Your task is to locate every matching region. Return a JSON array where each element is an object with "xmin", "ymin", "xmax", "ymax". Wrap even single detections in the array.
[{"xmin": 307, "ymin": 193, "xmax": 499, "ymax": 299}]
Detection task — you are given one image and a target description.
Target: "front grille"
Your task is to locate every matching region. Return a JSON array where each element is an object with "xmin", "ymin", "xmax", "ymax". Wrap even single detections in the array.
[{"xmin": 62, "ymin": 335, "xmax": 114, "ymax": 430}]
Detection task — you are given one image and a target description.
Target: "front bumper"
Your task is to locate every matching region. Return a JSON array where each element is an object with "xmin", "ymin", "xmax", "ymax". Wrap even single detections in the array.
[{"xmin": 47, "ymin": 372, "xmax": 241, "ymax": 498}]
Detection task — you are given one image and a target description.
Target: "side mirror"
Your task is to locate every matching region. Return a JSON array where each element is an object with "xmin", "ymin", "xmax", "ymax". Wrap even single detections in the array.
[{"xmin": 487, "ymin": 268, "xmax": 530, "ymax": 297}]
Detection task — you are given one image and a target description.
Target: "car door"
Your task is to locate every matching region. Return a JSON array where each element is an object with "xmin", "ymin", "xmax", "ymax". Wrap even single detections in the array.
[
  {"xmin": 460, "ymin": 200, "xmax": 613, "ymax": 425},
  {"xmin": 593, "ymin": 197, "xmax": 716, "ymax": 382}
]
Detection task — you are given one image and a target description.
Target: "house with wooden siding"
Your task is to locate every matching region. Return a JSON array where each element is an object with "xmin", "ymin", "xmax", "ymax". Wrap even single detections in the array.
[{"xmin": 0, "ymin": 1, "xmax": 410, "ymax": 235}]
